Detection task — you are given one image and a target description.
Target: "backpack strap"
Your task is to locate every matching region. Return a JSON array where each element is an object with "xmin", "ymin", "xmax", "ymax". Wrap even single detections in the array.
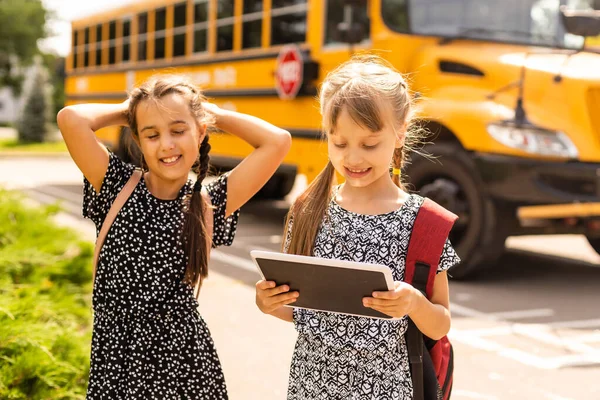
[
  {"xmin": 92, "ymin": 171, "xmax": 215, "ymax": 298},
  {"xmin": 93, "ymin": 169, "xmax": 142, "ymax": 281},
  {"xmin": 405, "ymin": 198, "xmax": 458, "ymax": 298},
  {"xmin": 405, "ymin": 197, "xmax": 457, "ymax": 400}
]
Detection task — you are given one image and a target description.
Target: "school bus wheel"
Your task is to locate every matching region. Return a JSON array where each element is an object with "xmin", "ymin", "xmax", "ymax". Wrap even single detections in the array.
[
  {"xmin": 117, "ymin": 127, "xmax": 142, "ymax": 167},
  {"xmin": 405, "ymin": 142, "xmax": 506, "ymax": 279},
  {"xmin": 253, "ymin": 171, "xmax": 296, "ymax": 200},
  {"xmin": 585, "ymin": 235, "xmax": 600, "ymax": 255}
]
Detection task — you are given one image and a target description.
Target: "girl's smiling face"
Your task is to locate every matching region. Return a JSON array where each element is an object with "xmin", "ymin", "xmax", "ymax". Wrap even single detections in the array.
[
  {"xmin": 135, "ymin": 93, "xmax": 205, "ymax": 182},
  {"xmin": 327, "ymin": 105, "xmax": 404, "ymax": 189}
]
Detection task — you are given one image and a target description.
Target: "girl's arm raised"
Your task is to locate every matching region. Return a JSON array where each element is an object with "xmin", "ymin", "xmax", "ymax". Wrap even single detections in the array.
[
  {"xmin": 56, "ymin": 101, "xmax": 129, "ymax": 193},
  {"xmin": 206, "ymin": 105, "xmax": 292, "ymax": 217}
]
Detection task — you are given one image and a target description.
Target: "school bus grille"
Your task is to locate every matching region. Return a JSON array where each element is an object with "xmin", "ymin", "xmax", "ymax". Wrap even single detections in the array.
[{"xmin": 588, "ymin": 88, "xmax": 600, "ymax": 135}]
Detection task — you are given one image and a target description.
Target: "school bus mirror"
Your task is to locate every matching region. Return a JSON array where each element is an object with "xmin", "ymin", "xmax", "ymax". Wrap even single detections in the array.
[{"xmin": 559, "ymin": 6, "xmax": 600, "ymax": 37}]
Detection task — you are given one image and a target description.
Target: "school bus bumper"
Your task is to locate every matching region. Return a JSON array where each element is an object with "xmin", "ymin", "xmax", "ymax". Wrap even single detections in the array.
[{"xmin": 474, "ymin": 153, "xmax": 600, "ymax": 233}]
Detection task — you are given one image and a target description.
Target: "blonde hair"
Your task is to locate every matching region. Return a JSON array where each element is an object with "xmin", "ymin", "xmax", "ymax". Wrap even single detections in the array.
[{"xmin": 284, "ymin": 55, "xmax": 418, "ymax": 256}]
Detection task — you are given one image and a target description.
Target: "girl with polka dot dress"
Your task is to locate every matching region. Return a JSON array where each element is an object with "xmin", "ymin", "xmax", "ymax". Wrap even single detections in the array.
[
  {"xmin": 57, "ymin": 75, "xmax": 291, "ymax": 399},
  {"xmin": 255, "ymin": 56, "xmax": 460, "ymax": 399}
]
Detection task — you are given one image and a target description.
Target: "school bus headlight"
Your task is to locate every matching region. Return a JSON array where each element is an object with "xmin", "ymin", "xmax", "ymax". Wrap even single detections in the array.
[{"xmin": 487, "ymin": 123, "xmax": 579, "ymax": 159}]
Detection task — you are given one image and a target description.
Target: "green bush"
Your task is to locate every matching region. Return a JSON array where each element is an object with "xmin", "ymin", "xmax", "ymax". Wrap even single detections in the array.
[{"xmin": 0, "ymin": 188, "xmax": 93, "ymax": 399}]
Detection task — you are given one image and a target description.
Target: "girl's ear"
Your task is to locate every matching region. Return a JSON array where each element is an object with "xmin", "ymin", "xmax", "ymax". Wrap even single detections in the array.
[
  {"xmin": 395, "ymin": 123, "xmax": 407, "ymax": 149},
  {"xmin": 197, "ymin": 123, "xmax": 207, "ymax": 142}
]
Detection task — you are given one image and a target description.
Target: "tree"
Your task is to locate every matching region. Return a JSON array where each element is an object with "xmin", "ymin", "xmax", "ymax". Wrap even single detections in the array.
[
  {"xmin": 41, "ymin": 52, "xmax": 66, "ymax": 117},
  {"xmin": 17, "ymin": 70, "xmax": 48, "ymax": 143},
  {"xmin": 0, "ymin": 0, "xmax": 49, "ymax": 95}
]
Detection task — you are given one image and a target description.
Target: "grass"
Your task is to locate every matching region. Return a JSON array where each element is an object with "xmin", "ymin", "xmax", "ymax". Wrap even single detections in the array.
[
  {"xmin": 0, "ymin": 139, "xmax": 67, "ymax": 153},
  {"xmin": 0, "ymin": 188, "xmax": 93, "ymax": 399}
]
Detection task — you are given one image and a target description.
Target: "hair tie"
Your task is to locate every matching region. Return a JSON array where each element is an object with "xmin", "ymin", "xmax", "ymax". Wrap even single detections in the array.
[
  {"xmin": 392, "ymin": 168, "xmax": 401, "ymax": 175},
  {"xmin": 193, "ymin": 179, "xmax": 202, "ymax": 193}
]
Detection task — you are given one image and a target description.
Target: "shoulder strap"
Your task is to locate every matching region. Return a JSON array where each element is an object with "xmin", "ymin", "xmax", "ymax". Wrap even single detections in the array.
[
  {"xmin": 93, "ymin": 169, "xmax": 142, "ymax": 280},
  {"xmin": 405, "ymin": 198, "xmax": 457, "ymax": 400},
  {"xmin": 405, "ymin": 198, "xmax": 457, "ymax": 299},
  {"xmin": 201, "ymin": 188, "xmax": 214, "ymax": 253}
]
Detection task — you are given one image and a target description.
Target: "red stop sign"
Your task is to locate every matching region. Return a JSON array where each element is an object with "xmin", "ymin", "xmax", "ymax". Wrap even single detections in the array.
[{"xmin": 275, "ymin": 44, "xmax": 304, "ymax": 100}]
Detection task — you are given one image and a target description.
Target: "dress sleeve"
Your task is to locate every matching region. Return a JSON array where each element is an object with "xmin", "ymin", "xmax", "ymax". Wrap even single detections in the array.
[
  {"xmin": 437, "ymin": 238, "xmax": 461, "ymax": 273},
  {"xmin": 82, "ymin": 152, "xmax": 135, "ymax": 230},
  {"xmin": 205, "ymin": 173, "xmax": 240, "ymax": 247}
]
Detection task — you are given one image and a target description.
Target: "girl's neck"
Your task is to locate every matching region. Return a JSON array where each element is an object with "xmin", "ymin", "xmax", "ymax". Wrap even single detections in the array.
[
  {"xmin": 144, "ymin": 171, "xmax": 187, "ymax": 200},
  {"xmin": 337, "ymin": 174, "xmax": 408, "ymax": 215}
]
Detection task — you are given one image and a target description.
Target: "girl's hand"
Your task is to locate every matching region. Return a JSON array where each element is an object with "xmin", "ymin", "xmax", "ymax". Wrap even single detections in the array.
[
  {"xmin": 255, "ymin": 280, "xmax": 299, "ymax": 315},
  {"xmin": 202, "ymin": 102, "xmax": 223, "ymax": 124},
  {"xmin": 363, "ymin": 281, "xmax": 422, "ymax": 319}
]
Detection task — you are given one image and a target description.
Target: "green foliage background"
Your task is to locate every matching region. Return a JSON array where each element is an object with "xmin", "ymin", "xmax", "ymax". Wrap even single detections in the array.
[{"xmin": 0, "ymin": 189, "xmax": 93, "ymax": 399}]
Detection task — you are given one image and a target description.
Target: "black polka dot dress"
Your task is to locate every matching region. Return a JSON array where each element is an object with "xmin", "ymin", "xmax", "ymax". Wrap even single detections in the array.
[{"xmin": 83, "ymin": 153, "xmax": 239, "ymax": 399}]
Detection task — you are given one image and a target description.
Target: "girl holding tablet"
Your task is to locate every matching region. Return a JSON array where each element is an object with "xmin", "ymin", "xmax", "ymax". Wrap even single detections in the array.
[{"xmin": 255, "ymin": 55, "xmax": 460, "ymax": 400}]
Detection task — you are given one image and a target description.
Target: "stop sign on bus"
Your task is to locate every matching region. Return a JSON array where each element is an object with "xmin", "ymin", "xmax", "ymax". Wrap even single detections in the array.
[{"xmin": 275, "ymin": 44, "xmax": 304, "ymax": 100}]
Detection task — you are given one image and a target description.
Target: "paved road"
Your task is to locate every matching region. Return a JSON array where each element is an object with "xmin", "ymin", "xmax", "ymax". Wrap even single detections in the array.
[{"xmin": 1, "ymin": 155, "xmax": 599, "ymax": 400}]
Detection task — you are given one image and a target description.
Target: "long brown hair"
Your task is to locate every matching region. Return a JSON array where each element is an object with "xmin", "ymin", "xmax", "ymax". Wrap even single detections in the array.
[
  {"xmin": 284, "ymin": 55, "xmax": 418, "ymax": 256},
  {"xmin": 127, "ymin": 75, "xmax": 214, "ymax": 289}
]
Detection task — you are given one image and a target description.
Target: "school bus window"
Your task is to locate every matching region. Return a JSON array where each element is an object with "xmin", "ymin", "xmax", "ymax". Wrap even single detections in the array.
[
  {"xmin": 172, "ymin": 2, "xmax": 187, "ymax": 57},
  {"xmin": 217, "ymin": 0, "xmax": 234, "ymax": 52},
  {"xmin": 109, "ymin": 20, "xmax": 117, "ymax": 41},
  {"xmin": 194, "ymin": 29, "xmax": 208, "ymax": 52},
  {"xmin": 325, "ymin": 0, "xmax": 370, "ymax": 45},
  {"xmin": 108, "ymin": 20, "xmax": 117, "ymax": 65},
  {"xmin": 84, "ymin": 28, "xmax": 91, "ymax": 67},
  {"xmin": 138, "ymin": 12, "xmax": 148, "ymax": 61},
  {"xmin": 156, "ymin": 7, "xmax": 167, "ymax": 31},
  {"xmin": 271, "ymin": 0, "xmax": 308, "ymax": 46},
  {"xmin": 123, "ymin": 19, "xmax": 131, "ymax": 37},
  {"xmin": 95, "ymin": 24, "xmax": 103, "ymax": 66},
  {"xmin": 154, "ymin": 7, "xmax": 167, "ymax": 59},
  {"xmin": 123, "ymin": 19, "xmax": 131, "ymax": 62},
  {"xmin": 380, "ymin": 0, "xmax": 408, "ymax": 33},
  {"xmin": 72, "ymin": 30, "xmax": 78, "ymax": 69},
  {"xmin": 244, "ymin": 0, "xmax": 263, "ymax": 12},
  {"xmin": 391, "ymin": 0, "xmax": 586, "ymax": 49},
  {"xmin": 242, "ymin": 0, "xmax": 263, "ymax": 49},
  {"xmin": 193, "ymin": 0, "xmax": 209, "ymax": 53},
  {"xmin": 194, "ymin": 0, "xmax": 208, "ymax": 23},
  {"xmin": 174, "ymin": 2, "xmax": 187, "ymax": 28}
]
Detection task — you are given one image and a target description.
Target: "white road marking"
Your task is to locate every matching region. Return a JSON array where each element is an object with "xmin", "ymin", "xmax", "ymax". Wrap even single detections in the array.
[
  {"xmin": 549, "ymin": 318, "xmax": 600, "ymax": 329},
  {"xmin": 452, "ymin": 390, "xmax": 498, "ymax": 399},
  {"xmin": 487, "ymin": 308, "xmax": 555, "ymax": 320},
  {"xmin": 211, "ymin": 250, "xmax": 260, "ymax": 275}
]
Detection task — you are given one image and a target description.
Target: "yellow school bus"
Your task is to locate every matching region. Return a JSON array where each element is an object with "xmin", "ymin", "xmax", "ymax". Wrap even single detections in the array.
[{"xmin": 66, "ymin": 0, "xmax": 600, "ymax": 278}]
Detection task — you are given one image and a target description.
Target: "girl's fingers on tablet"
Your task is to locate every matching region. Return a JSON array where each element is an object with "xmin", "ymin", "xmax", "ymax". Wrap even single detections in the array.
[
  {"xmin": 268, "ymin": 292, "xmax": 298, "ymax": 306},
  {"xmin": 256, "ymin": 280, "xmax": 276, "ymax": 290},
  {"xmin": 274, "ymin": 296, "xmax": 298, "ymax": 308},
  {"xmin": 266, "ymin": 285, "xmax": 291, "ymax": 297}
]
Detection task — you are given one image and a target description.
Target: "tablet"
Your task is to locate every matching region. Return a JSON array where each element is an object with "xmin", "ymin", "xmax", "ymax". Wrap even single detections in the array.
[{"xmin": 250, "ymin": 250, "xmax": 396, "ymax": 320}]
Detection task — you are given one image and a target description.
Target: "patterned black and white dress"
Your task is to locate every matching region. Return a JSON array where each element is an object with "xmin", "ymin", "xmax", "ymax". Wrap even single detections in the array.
[
  {"xmin": 83, "ymin": 153, "xmax": 239, "ymax": 399},
  {"xmin": 286, "ymin": 191, "xmax": 460, "ymax": 400}
]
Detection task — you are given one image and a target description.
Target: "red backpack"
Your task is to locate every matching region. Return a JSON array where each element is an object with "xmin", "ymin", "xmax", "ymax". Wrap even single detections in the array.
[{"xmin": 404, "ymin": 198, "xmax": 458, "ymax": 400}]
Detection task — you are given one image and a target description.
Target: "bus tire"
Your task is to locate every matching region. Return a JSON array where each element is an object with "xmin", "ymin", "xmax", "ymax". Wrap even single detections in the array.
[
  {"xmin": 405, "ymin": 143, "xmax": 506, "ymax": 279},
  {"xmin": 254, "ymin": 173, "xmax": 295, "ymax": 200},
  {"xmin": 585, "ymin": 235, "xmax": 600, "ymax": 255},
  {"xmin": 117, "ymin": 127, "xmax": 142, "ymax": 167}
]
